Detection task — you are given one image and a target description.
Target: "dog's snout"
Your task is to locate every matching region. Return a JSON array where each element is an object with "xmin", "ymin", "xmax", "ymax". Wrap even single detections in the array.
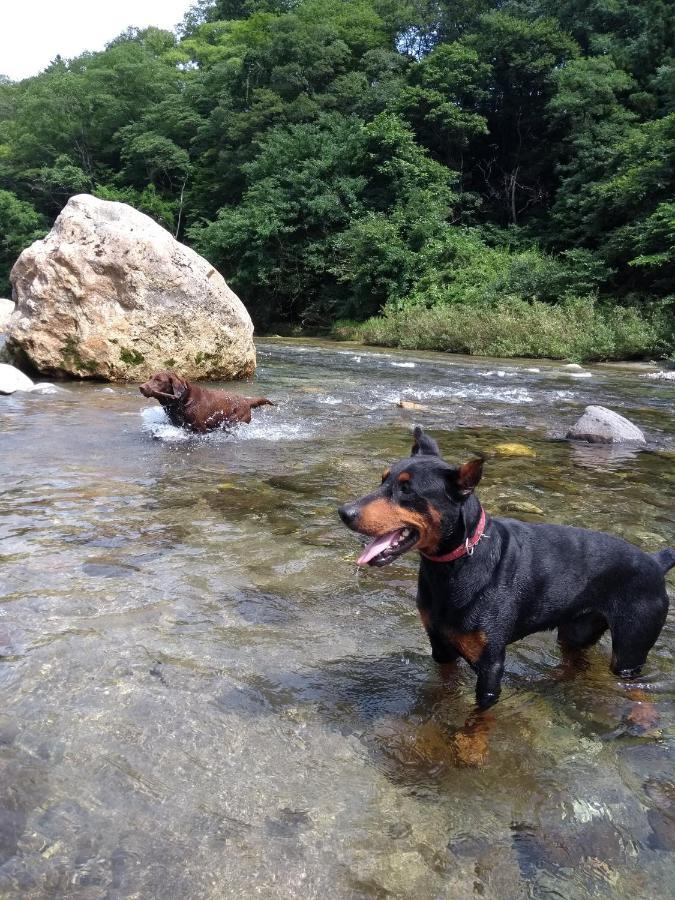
[{"xmin": 339, "ymin": 503, "xmax": 360, "ymax": 528}]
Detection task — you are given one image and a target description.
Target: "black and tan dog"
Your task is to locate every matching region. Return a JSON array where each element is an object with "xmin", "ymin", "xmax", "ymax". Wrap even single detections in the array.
[{"xmin": 339, "ymin": 427, "xmax": 673, "ymax": 711}]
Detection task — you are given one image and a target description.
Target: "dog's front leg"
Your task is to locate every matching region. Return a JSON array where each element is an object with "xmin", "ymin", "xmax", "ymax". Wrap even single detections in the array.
[
  {"xmin": 417, "ymin": 603, "xmax": 460, "ymax": 664},
  {"xmin": 474, "ymin": 648, "xmax": 505, "ymax": 710}
]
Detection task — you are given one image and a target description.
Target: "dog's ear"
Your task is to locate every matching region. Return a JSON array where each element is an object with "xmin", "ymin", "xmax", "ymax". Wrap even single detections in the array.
[
  {"xmin": 169, "ymin": 374, "xmax": 187, "ymax": 401},
  {"xmin": 411, "ymin": 426, "xmax": 440, "ymax": 457},
  {"xmin": 446, "ymin": 458, "xmax": 484, "ymax": 498}
]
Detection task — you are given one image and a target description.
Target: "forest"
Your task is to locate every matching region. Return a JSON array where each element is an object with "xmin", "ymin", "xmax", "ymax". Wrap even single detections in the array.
[{"xmin": 1, "ymin": 0, "xmax": 673, "ymax": 359}]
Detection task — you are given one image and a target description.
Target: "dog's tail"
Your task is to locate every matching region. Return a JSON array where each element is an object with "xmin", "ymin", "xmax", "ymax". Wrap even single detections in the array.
[
  {"xmin": 651, "ymin": 548, "xmax": 675, "ymax": 573},
  {"xmin": 249, "ymin": 397, "xmax": 275, "ymax": 409}
]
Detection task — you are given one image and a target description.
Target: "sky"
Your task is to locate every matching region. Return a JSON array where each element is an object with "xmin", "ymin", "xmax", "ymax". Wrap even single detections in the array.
[{"xmin": 1, "ymin": 0, "xmax": 195, "ymax": 81}]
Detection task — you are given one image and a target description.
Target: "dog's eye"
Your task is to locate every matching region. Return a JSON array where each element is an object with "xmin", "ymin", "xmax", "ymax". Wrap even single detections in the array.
[{"xmin": 399, "ymin": 480, "xmax": 411, "ymax": 494}]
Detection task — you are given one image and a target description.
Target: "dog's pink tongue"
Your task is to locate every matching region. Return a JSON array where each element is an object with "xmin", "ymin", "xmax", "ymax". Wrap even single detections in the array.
[{"xmin": 357, "ymin": 530, "xmax": 401, "ymax": 566}]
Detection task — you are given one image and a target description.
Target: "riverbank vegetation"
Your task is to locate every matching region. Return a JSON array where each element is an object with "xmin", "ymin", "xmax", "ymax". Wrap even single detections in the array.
[{"xmin": 1, "ymin": 0, "xmax": 673, "ymax": 359}]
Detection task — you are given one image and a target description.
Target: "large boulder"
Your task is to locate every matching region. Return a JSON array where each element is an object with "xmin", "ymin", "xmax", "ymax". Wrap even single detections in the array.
[
  {"xmin": 566, "ymin": 405, "xmax": 646, "ymax": 444},
  {"xmin": 0, "ymin": 299, "xmax": 15, "ymax": 331},
  {"xmin": 5, "ymin": 194, "xmax": 256, "ymax": 382}
]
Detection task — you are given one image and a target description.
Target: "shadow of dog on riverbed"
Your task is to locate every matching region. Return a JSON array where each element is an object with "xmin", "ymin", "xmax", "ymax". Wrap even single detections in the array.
[
  {"xmin": 139, "ymin": 371, "xmax": 274, "ymax": 433},
  {"xmin": 338, "ymin": 426, "xmax": 674, "ymax": 754}
]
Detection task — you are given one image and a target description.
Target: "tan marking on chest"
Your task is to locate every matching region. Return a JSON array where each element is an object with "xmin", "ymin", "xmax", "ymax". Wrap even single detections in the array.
[{"xmin": 443, "ymin": 628, "xmax": 487, "ymax": 663}]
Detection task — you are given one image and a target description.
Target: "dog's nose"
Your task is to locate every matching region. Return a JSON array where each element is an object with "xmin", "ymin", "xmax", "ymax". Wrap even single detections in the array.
[{"xmin": 338, "ymin": 503, "xmax": 360, "ymax": 527}]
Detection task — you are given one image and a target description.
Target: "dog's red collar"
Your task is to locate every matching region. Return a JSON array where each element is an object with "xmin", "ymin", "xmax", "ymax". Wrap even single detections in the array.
[{"xmin": 421, "ymin": 507, "xmax": 487, "ymax": 563}]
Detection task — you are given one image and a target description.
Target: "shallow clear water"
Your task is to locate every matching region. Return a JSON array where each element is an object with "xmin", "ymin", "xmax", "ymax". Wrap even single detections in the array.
[{"xmin": 0, "ymin": 338, "xmax": 674, "ymax": 899}]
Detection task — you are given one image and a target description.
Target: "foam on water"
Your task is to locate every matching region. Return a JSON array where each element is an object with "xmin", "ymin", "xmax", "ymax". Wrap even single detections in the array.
[
  {"xmin": 141, "ymin": 406, "xmax": 190, "ymax": 442},
  {"xmin": 392, "ymin": 384, "xmax": 536, "ymax": 405},
  {"xmin": 642, "ymin": 370, "xmax": 675, "ymax": 381},
  {"xmin": 233, "ymin": 419, "xmax": 315, "ymax": 441}
]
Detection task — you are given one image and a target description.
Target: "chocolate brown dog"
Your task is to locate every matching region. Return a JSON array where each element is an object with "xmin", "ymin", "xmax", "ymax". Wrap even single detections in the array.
[
  {"xmin": 339, "ymin": 427, "xmax": 673, "ymax": 710},
  {"xmin": 139, "ymin": 371, "xmax": 273, "ymax": 433}
]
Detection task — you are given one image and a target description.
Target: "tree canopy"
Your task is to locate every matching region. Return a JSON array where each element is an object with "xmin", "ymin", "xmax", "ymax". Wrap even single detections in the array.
[{"xmin": 0, "ymin": 0, "xmax": 672, "ymax": 355}]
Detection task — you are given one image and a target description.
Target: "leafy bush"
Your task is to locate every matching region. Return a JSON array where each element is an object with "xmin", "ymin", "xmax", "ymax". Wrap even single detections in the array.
[{"xmin": 335, "ymin": 296, "xmax": 663, "ymax": 361}]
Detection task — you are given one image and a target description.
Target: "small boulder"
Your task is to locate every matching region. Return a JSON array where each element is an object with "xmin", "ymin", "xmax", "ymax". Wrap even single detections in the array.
[
  {"xmin": 0, "ymin": 299, "xmax": 15, "ymax": 331},
  {"xmin": 30, "ymin": 382, "xmax": 63, "ymax": 394},
  {"xmin": 6, "ymin": 194, "xmax": 256, "ymax": 382},
  {"xmin": 566, "ymin": 405, "xmax": 646, "ymax": 445},
  {"xmin": 0, "ymin": 363, "xmax": 34, "ymax": 394}
]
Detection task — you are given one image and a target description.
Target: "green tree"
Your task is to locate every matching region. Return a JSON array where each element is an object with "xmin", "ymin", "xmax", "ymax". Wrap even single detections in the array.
[{"xmin": 0, "ymin": 190, "xmax": 46, "ymax": 295}]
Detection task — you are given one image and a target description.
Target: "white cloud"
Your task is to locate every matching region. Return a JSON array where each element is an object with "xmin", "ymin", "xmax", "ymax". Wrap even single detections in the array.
[{"xmin": 1, "ymin": 0, "xmax": 194, "ymax": 81}]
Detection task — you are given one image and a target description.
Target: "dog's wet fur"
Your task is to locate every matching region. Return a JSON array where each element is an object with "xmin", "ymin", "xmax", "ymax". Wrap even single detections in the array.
[
  {"xmin": 139, "ymin": 371, "xmax": 273, "ymax": 433},
  {"xmin": 339, "ymin": 427, "xmax": 673, "ymax": 710}
]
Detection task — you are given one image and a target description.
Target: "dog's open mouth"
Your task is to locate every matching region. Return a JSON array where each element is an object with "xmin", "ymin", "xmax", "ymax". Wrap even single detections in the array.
[{"xmin": 357, "ymin": 526, "xmax": 419, "ymax": 567}]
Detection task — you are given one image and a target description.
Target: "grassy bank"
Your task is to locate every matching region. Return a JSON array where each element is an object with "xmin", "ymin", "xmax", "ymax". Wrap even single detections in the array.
[{"xmin": 331, "ymin": 297, "xmax": 672, "ymax": 362}]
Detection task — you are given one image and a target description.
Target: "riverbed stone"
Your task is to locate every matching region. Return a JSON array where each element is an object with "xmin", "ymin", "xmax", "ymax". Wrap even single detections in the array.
[
  {"xmin": 397, "ymin": 399, "xmax": 429, "ymax": 411},
  {"xmin": 490, "ymin": 442, "xmax": 537, "ymax": 458},
  {"xmin": 566, "ymin": 405, "xmax": 646, "ymax": 444},
  {"xmin": 503, "ymin": 500, "xmax": 544, "ymax": 515},
  {"xmin": 6, "ymin": 194, "xmax": 256, "ymax": 382},
  {"xmin": 0, "ymin": 363, "xmax": 33, "ymax": 394}
]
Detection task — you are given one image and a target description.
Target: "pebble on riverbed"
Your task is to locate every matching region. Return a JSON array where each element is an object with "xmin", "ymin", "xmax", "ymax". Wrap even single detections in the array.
[
  {"xmin": 490, "ymin": 442, "xmax": 537, "ymax": 458},
  {"xmin": 397, "ymin": 399, "xmax": 429, "ymax": 411}
]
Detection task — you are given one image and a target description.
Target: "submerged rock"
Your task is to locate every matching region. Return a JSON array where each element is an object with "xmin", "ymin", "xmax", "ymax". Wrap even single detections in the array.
[
  {"xmin": 0, "ymin": 363, "xmax": 33, "ymax": 394},
  {"xmin": 503, "ymin": 500, "xmax": 544, "ymax": 515},
  {"xmin": 490, "ymin": 442, "xmax": 537, "ymax": 458},
  {"xmin": 30, "ymin": 382, "xmax": 63, "ymax": 394},
  {"xmin": 6, "ymin": 194, "xmax": 256, "ymax": 382},
  {"xmin": 566, "ymin": 405, "xmax": 646, "ymax": 444}
]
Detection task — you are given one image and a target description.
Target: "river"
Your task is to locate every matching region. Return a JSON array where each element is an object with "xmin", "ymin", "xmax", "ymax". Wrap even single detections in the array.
[{"xmin": 0, "ymin": 338, "xmax": 674, "ymax": 898}]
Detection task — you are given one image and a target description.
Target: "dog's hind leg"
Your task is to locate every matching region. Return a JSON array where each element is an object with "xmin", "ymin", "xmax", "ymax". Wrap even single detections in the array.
[
  {"xmin": 609, "ymin": 593, "xmax": 668, "ymax": 679},
  {"xmin": 557, "ymin": 612, "xmax": 608, "ymax": 650}
]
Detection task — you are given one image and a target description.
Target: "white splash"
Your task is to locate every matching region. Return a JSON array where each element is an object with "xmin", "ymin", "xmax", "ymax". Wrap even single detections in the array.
[
  {"xmin": 140, "ymin": 405, "xmax": 313, "ymax": 443},
  {"xmin": 232, "ymin": 419, "xmax": 315, "ymax": 441},
  {"xmin": 642, "ymin": 370, "xmax": 675, "ymax": 381},
  {"xmin": 140, "ymin": 406, "xmax": 189, "ymax": 442}
]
